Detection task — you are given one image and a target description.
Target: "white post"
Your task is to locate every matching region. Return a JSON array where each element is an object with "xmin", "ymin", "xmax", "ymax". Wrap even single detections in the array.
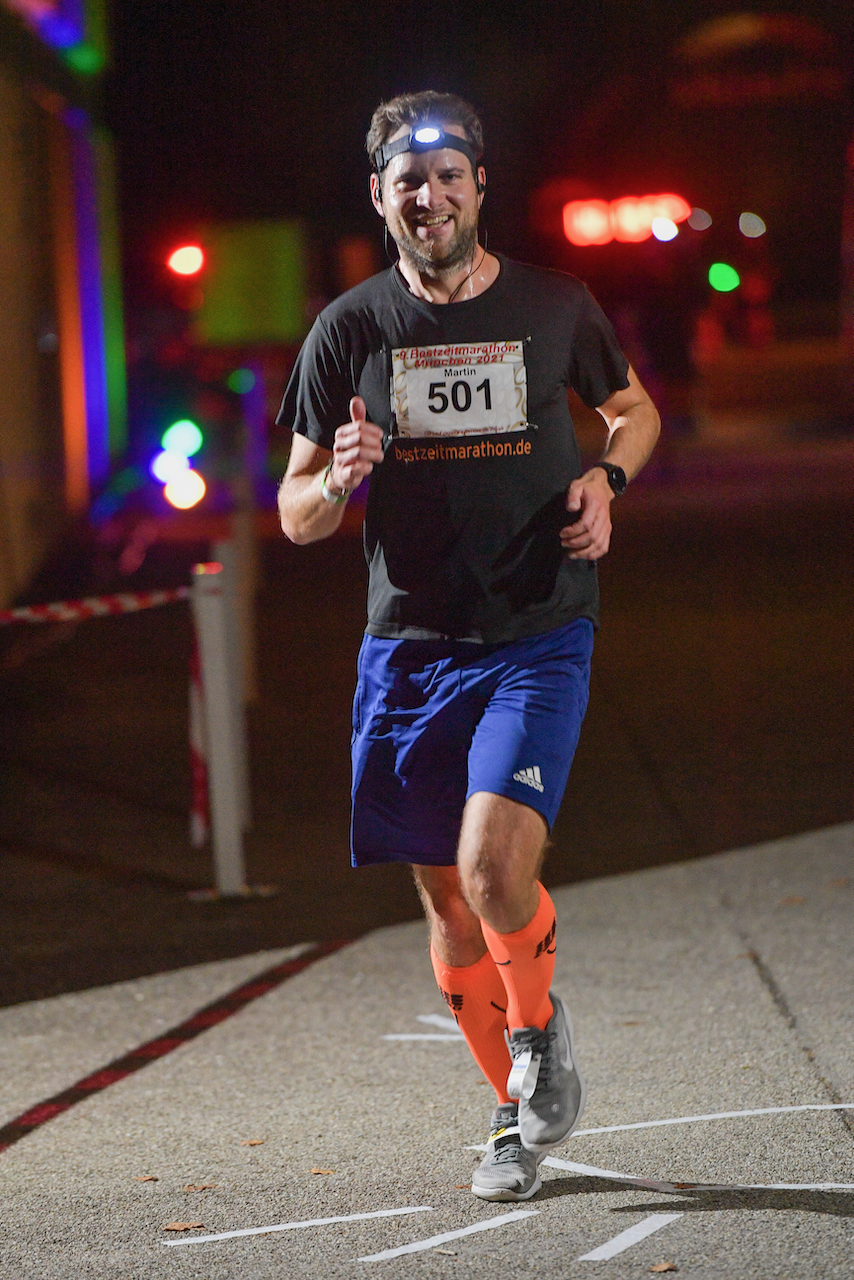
[
  {"xmin": 190, "ymin": 562, "xmax": 247, "ymax": 896},
  {"xmin": 188, "ymin": 633, "xmax": 210, "ymax": 848},
  {"xmin": 211, "ymin": 539, "xmax": 252, "ymax": 831}
]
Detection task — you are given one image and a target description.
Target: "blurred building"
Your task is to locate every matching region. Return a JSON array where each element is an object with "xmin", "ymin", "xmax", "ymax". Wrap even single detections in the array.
[
  {"xmin": 530, "ymin": 11, "xmax": 852, "ymax": 436},
  {"xmin": 533, "ymin": 12, "xmax": 850, "ymax": 330},
  {"xmin": 0, "ymin": 0, "xmax": 126, "ymax": 605}
]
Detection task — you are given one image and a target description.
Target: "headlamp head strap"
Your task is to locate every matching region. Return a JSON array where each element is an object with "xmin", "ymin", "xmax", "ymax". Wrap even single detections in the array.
[{"xmin": 375, "ymin": 123, "xmax": 481, "ymax": 175}]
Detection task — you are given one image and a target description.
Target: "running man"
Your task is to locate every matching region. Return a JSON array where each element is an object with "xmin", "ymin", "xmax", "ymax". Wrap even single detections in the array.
[{"xmin": 277, "ymin": 90, "xmax": 660, "ymax": 1201}]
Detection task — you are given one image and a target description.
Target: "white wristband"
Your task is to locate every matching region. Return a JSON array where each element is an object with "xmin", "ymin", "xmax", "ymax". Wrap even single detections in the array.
[{"xmin": 320, "ymin": 461, "xmax": 350, "ymax": 505}]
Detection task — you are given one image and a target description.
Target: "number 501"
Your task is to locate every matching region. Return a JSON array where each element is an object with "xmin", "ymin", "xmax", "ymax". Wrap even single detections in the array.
[{"xmin": 428, "ymin": 379, "xmax": 492, "ymax": 413}]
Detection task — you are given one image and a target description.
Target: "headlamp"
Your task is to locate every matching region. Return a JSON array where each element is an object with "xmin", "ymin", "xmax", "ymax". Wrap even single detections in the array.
[{"xmin": 375, "ymin": 123, "xmax": 481, "ymax": 174}]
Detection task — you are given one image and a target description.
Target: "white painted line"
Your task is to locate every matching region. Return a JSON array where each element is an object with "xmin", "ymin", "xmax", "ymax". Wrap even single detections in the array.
[
  {"xmin": 542, "ymin": 1155, "xmax": 854, "ymax": 1194},
  {"xmin": 417, "ymin": 1014, "xmax": 462, "ymax": 1032},
  {"xmin": 578, "ymin": 1213, "xmax": 683, "ymax": 1261},
  {"xmin": 358, "ymin": 1209, "xmax": 539, "ymax": 1262},
  {"xmin": 163, "ymin": 1205, "xmax": 433, "ymax": 1247},
  {"xmin": 541, "ymin": 1154, "xmax": 663, "ymax": 1184},
  {"xmin": 382, "ymin": 1034, "xmax": 466, "ymax": 1041},
  {"xmin": 572, "ymin": 1103, "xmax": 854, "ymax": 1138}
]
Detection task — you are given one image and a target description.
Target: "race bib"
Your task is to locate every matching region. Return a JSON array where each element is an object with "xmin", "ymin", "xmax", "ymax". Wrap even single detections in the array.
[{"xmin": 391, "ymin": 341, "xmax": 527, "ymax": 438}]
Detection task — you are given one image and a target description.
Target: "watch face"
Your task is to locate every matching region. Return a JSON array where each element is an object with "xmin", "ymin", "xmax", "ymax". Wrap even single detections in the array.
[{"xmin": 602, "ymin": 463, "xmax": 627, "ymax": 495}]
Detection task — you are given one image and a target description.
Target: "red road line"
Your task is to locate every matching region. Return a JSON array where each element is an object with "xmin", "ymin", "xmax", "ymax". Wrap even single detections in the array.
[{"xmin": 0, "ymin": 941, "xmax": 350, "ymax": 1154}]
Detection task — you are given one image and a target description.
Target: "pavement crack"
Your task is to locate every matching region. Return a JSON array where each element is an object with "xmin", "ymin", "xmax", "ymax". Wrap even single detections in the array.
[
  {"xmin": 737, "ymin": 927, "xmax": 854, "ymax": 1142},
  {"xmin": 744, "ymin": 945, "xmax": 796, "ymax": 1031}
]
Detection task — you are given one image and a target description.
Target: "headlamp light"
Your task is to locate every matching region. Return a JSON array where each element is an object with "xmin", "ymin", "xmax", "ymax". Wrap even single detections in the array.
[{"xmin": 375, "ymin": 123, "xmax": 481, "ymax": 174}]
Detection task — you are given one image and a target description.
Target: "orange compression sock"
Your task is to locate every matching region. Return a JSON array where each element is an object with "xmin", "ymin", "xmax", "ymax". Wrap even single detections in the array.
[
  {"xmin": 480, "ymin": 882, "xmax": 556, "ymax": 1033},
  {"xmin": 430, "ymin": 946, "xmax": 512, "ymax": 1104}
]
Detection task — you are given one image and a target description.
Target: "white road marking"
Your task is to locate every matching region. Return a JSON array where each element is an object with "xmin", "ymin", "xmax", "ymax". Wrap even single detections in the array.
[
  {"xmin": 542, "ymin": 1154, "xmax": 854, "ymax": 1193},
  {"xmin": 383, "ymin": 1013, "xmax": 464, "ymax": 1040},
  {"xmin": 572, "ymin": 1103, "xmax": 854, "ymax": 1138},
  {"xmin": 577, "ymin": 1213, "xmax": 683, "ymax": 1261},
  {"xmin": 358, "ymin": 1209, "xmax": 539, "ymax": 1262},
  {"xmin": 163, "ymin": 1205, "xmax": 433, "ymax": 1247},
  {"xmin": 382, "ymin": 1034, "xmax": 465, "ymax": 1041},
  {"xmin": 417, "ymin": 1014, "xmax": 462, "ymax": 1032}
]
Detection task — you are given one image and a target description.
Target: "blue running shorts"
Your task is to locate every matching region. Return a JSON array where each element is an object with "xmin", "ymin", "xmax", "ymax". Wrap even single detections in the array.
[{"xmin": 350, "ymin": 618, "xmax": 593, "ymax": 867}]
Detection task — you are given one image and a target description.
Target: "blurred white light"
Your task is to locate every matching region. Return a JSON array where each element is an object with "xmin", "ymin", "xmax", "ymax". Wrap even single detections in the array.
[
  {"xmin": 739, "ymin": 212, "xmax": 766, "ymax": 238},
  {"xmin": 414, "ymin": 126, "xmax": 441, "ymax": 144},
  {"xmin": 688, "ymin": 207, "xmax": 713, "ymax": 231},
  {"xmin": 150, "ymin": 449, "xmax": 190, "ymax": 483},
  {"xmin": 164, "ymin": 469, "xmax": 206, "ymax": 509},
  {"xmin": 651, "ymin": 217, "xmax": 678, "ymax": 242}
]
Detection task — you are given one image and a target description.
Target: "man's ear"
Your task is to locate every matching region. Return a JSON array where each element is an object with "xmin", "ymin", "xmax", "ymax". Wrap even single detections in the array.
[
  {"xmin": 370, "ymin": 172, "xmax": 385, "ymax": 215},
  {"xmin": 476, "ymin": 166, "xmax": 486, "ymax": 199}
]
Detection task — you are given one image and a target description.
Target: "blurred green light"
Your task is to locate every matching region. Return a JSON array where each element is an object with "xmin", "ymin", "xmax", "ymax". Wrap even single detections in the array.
[
  {"xmin": 226, "ymin": 368, "xmax": 256, "ymax": 394},
  {"xmin": 709, "ymin": 262, "xmax": 740, "ymax": 293},
  {"xmin": 63, "ymin": 43, "xmax": 105, "ymax": 74},
  {"xmin": 161, "ymin": 419, "xmax": 203, "ymax": 456}
]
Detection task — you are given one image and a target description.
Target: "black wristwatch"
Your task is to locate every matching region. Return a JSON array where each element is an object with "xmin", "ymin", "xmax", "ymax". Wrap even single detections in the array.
[{"xmin": 594, "ymin": 462, "xmax": 627, "ymax": 496}]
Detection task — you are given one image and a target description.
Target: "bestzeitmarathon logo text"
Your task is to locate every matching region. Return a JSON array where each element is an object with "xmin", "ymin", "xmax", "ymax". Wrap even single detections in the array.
[{"xmin": 393, "ymin": 438, "xmax": 532, "ymax": 464}]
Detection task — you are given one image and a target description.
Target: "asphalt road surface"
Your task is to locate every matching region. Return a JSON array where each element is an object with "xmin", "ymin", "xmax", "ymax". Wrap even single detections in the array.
[{"xmin": 0, "ymin": 825, "xmax": 851, "ymax": 1278}]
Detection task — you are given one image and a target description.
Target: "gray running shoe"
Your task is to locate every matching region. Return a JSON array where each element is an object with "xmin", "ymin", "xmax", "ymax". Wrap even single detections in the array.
[
  {"xmin": 470, "ymin": 1103, "xmax": 542, "ymax": 1202},
  {"xmin": 506, "ymin": 993, "xmax": 585, "ymax": 1153}
]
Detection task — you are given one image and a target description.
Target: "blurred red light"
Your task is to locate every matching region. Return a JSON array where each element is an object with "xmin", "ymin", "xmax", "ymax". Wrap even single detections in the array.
[
  {"xmin": 612, "ymin": 198, "xmax": 656, "ymax": 243},
  {"xmin": 167, "ymin": 245, "xmax": 205, "ymax": 276},
  {"xmin": 651, "ymin": 193, "xmax": 692, "ymax": 223},
  {"xmin": 562, "ymin": 193, "xmax": 692, "ymax": 246},
  {"xmin": 563, "ymin": 200, "xmax": 612, "ymax": 246}
]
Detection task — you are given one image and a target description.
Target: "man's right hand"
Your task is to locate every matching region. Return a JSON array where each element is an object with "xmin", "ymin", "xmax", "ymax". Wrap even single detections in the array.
[{"xmin": 329, "ymin": 397, "xmax": 385, "ymax": 492}]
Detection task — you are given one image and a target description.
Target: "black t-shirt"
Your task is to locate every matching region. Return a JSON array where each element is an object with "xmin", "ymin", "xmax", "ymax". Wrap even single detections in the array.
[{"xmin": 278, "ymin": 254, "xmax": 629, "ymax": 642}]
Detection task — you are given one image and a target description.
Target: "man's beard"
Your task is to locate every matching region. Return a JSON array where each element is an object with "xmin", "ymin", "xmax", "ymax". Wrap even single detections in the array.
[{"xmin": 393, "ymin": 212, "xmax": 479, "ymax": 277}]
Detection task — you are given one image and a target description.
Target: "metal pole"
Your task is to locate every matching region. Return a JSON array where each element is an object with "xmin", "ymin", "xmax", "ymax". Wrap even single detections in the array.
[
  {"xmin": 190, "ymin": 561, "xmax": 246, "ymax": 895},
  {"xmin": 188, "ymin": 632, "xmax": 210, "ymax": 848}
]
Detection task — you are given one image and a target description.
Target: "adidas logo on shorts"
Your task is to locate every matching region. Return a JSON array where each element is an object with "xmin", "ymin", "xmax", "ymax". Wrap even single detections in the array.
[{"xmin": 512, "ymin": 765, "xmax": 544, "ymax": 793}]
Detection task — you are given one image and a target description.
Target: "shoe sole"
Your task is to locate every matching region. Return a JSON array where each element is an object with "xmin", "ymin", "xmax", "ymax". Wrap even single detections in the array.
[
  {"xmin": 470, "ymin": 1171, "xmax": 542, "ymax": 1202},
  {"xmin": 520, "ymin": 996, "xmax": 586, "ymax": 1155}
]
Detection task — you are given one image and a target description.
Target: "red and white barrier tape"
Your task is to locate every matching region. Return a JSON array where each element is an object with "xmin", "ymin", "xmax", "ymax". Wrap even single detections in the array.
[
  {"xmin": 0, "ymin": 587, "xmax": 189, "ymax": 626},
  {"xmin": 188, "ymin": 634, "xmax": 210, "ymax": 847}
]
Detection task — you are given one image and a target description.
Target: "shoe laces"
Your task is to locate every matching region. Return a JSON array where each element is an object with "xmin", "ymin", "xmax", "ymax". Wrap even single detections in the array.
[
  {"xmin": 489, "ymin": 1130, "xmax": 525, "ymax": 1164},
  {"xmin": 510, "ymin": 1026, "xmax": 555, "ymax": 1084}
]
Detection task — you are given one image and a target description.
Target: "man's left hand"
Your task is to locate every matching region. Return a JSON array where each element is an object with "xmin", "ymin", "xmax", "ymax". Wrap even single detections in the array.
[{"xmin": 559, "ymin": 468, "xmax": 614, "ymax": 560}]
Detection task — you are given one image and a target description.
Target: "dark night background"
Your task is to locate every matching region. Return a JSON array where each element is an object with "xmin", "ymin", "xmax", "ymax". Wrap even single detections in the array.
[{"xmin": 104, "ymin": 0, "xmax": 853, "ymax": 317}]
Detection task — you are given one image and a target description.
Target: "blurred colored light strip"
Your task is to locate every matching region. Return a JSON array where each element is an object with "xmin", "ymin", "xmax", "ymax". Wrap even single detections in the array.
[
  {"xmin": 47, "ymin": 108, "xmax": 89, "ymax": 513},
  {"xmin": 93, "ymin": 128, "xmax": 128, "ymax": 458},
  {"xmin": 68, "ymin": 109, "xmax": 109, "ymax": 489},
  {"xmin": 33, "ymin": 0, "xmax": 84, "ymax": 47},
  {"xmin": 13, "ymin": 0, "xmax": 106, "ymax": 74},
  {"xmin": 563, "ymin": 193, "xmax": 692, "ymax": 246}
]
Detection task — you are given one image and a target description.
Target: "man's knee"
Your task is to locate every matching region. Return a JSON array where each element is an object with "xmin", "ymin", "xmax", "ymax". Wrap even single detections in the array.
[
  {"xmin": 458, "ymin": 851, "xmax": 515, "ymax": 916},
  {"xmin": 457, "ymin": 792, "xmax": 547, "ymax": 930}
]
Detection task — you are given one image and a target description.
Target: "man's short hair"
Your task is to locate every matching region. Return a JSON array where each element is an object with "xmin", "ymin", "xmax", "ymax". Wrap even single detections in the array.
[{"xmin": 366, "ymin": 90, "xmax": 484, "ymax": 174}]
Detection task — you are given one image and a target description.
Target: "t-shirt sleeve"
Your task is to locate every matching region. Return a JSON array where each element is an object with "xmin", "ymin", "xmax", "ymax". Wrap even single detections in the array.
[
  {"xmin": 276, "ymin": 315, "xmax": 352, "ymax": 450},
  {"xmin": 566, "ymin": 289, "xmax": 630, "ymax": 409}
]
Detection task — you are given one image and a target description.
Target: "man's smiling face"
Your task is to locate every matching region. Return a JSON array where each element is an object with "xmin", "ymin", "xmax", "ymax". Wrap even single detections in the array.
[{"xmin": 372, "ymin": 124, "xmax": 485, "ymax": 277}]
